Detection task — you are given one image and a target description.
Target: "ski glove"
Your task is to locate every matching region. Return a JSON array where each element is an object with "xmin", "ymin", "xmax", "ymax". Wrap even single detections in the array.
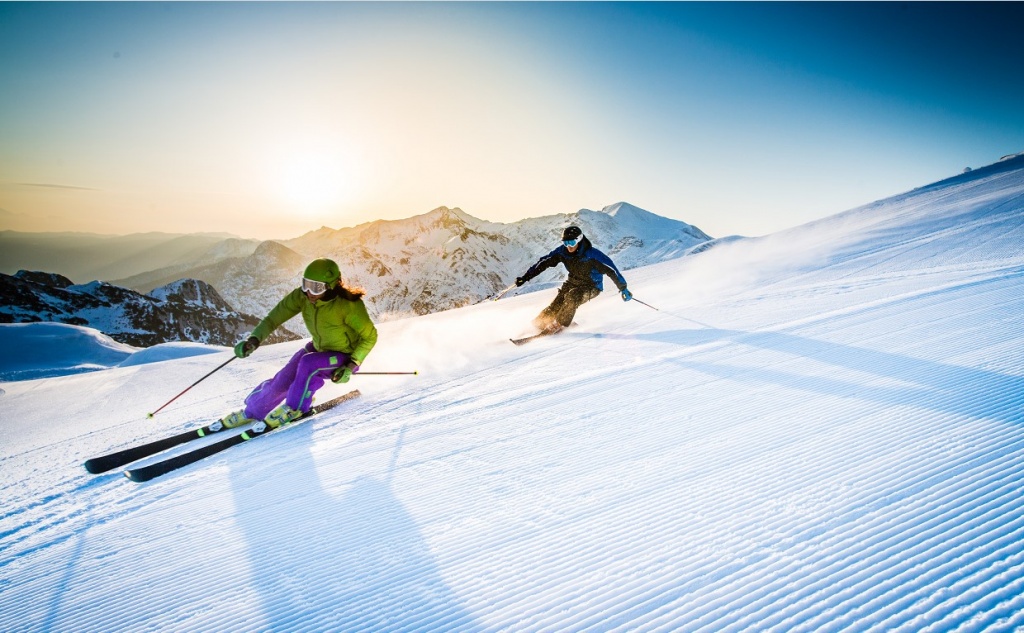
[
  {"xmin": 621, "ymin": 288, "xmax": 633, "ymax": 302},
  {"xmin": 331, "ymin": 360, "xmax": 360, "ymax": 384},
  {"xmin": 515, "ymin": 277, "xmax": 526, "ymax": 287},
  {"xmin": 234, "ymin": 336, "xmax": 260, "ymax": 359}
]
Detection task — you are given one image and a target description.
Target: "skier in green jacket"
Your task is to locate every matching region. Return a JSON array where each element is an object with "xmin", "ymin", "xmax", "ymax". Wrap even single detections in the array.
[{"xmin": 222, "ymin": 258, "xmax": 377, "ymax": 430}]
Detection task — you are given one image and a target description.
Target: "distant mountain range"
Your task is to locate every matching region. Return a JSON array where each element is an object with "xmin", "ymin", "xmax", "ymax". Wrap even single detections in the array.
[
  {"xmin": 0, "ymin": 272, "xmax": 299, "ymax": 347},
  {"xmin": 116, "ymin": 202, "xmax": 712, "ymax": 323},
  {"xmin": 0, "ymin": 231, "xmax": 260, "ymax": 283},
  {"xmin": 0, "ymin": 201, "xmax": 712, "ymax": 343}
]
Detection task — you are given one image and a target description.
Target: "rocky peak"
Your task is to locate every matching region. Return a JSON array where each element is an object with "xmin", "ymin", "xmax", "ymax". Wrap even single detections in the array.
[
  {"xmin": 148, "ymin": 279, "xmax": 231, "ymax": 311},
  {"xmin": 1, "ymin": 271, "xmax": 299, "ymax": 347},
  {"xmin": 248, "ymin": 240, "xmax": 306, "ymax": 274},
  {"xmin": 421, "ymin": 206, "xmax": 476, "ymax": 232},
  {"xmin": 252, "ymin": 240, "xmax": 297, "ymax": 259},
  {"xmin": 14, "ymin": 270, "xmax": 74, "ymax": 289}
]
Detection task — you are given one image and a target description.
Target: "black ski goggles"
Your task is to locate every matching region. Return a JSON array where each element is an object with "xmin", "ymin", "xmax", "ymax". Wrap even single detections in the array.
[{"xmin": 302, "ymin": 278, "xmax": 329, "ymax": 295}]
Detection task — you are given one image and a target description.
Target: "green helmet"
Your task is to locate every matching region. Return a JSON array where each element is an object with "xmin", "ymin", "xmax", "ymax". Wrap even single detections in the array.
[{"xmin": 303, "ymin": 258, "xmax": 341, "ymax": 285}]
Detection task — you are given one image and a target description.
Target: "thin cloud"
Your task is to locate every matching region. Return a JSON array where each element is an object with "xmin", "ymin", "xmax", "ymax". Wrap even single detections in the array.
[{"xmin": 16, "ymin": 182, "xmax": 98, "ymax": 191}]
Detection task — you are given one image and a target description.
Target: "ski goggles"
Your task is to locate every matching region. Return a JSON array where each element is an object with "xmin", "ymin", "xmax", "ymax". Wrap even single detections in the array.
[
  {"xmin": 302, "ymin": 278, "xmax": 329, "ymax": 295},
  {"xmin": 563, "ymin": 238, "xmax": 580, "ymax": 247}
]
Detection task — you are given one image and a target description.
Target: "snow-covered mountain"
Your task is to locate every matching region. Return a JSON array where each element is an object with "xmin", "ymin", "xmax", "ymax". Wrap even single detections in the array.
[
  {"xmin": 284, "ymin": 202, "xmax": 710, "ymax": 319},
  {"xmin": 124, "ymin": 202, "xmax": 710, "ymax": 325},
  {"xmin": 2, "ymin": 155, "xmax": 1022, "ymax": 631},
  {"xmin": 0, "ymin": 272, "xmax": 298, "ymax": 348}
]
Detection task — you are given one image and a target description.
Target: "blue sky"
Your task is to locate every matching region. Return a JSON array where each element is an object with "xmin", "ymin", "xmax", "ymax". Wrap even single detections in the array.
[{"xmin": 1, "ymin": 2, "xmax": 1021, "ymax": 239}]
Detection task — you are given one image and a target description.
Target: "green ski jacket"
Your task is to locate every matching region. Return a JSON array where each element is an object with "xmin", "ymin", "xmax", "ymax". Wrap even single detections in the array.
[{"xmin": 251, "ymin": 288, "xmax": 378, "ymax": 364}]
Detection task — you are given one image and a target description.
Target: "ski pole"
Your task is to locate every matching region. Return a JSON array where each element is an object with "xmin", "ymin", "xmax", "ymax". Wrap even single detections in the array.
[
  {"xmin": 630, "ymin": 296, "xmax": 714, "ymax": 329},
  {"xmin": 491, "ymin": 283, "xmax": 518, "ymax": 301},
  {"xmin": 632, "ymin": 297, "xmax": 661, "ymax": 312},
  {"xmin": 148, "ymin": 355, "xmax": 236, "ymax": 418}
]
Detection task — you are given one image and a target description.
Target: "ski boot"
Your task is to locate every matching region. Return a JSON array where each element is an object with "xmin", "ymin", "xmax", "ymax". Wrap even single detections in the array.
[
  {"xmin": 541, "ymin": 322, "xmax": 565, "ymax": 335},
  {"xmin": 211, "ymin": 409, "xmax": 254, "ymax": 432},
  {"xmin": 264, "ymin": 403, "xmax": 302, "ymax": 429}
]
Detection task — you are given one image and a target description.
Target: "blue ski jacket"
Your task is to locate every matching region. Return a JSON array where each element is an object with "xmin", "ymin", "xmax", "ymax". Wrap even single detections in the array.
[{"xmin": 521, "ymin": 236, "xmax": 628, "ymax": 292}]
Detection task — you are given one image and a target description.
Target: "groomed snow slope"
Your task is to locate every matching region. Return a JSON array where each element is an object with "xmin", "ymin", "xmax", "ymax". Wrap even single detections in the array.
[{"xmin": 1, "ymin": 157, "xmax": 1023, "ymax": 631}]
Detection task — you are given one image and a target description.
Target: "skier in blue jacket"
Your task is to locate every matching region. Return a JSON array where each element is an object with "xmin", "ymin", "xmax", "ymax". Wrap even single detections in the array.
[{"xmin": 515, "ymin": 225, "xmax": 632, "ymax": 333}]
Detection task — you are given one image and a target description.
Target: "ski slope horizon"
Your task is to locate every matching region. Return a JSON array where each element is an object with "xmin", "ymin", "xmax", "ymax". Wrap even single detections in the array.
[{"xmin": 1, "ymin": 155, "xmax": 1023, "ymax": 631}]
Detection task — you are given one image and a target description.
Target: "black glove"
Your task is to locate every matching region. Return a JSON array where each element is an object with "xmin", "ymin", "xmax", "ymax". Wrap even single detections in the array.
[
  {"xmin": 233, "ymin": 336, "xmax": 260, "ymax": 359},
  {"xmin": 515, "ymin": 277, "xmax": 526, "ymax": 287},
  {"xmin": 331, "ymin": 360, "xmax": 360, "ymax": 383}
]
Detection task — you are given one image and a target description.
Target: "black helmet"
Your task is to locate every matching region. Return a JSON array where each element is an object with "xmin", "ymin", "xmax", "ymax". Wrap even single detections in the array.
[{"xmin": 562, "ymin": 226, "xmax": 582, "ymax": 241}]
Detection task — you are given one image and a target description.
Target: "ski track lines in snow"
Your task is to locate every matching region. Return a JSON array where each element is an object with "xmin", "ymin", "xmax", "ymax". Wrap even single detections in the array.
[
  {"xmin": 338, "ymin": 263, "xmax": 1013, "ymax": 632},
  {"xmin": 473, "ymin": 278, "xmax": 1024, "ymax": 626},
  {"xmin": 0, "ymin": 301, "xmax": 1015, "ymax": 630},
  {"xmin": 0, "ymin": 315, "xmax": 1015, "ymax": 630},
  {"xmin": 3, "ymin": 166, "xmax": 1024, "ymax": 631},
  {"xmin": 0, "ymin": 288, "xmax": 1019, "ymax": 632}
]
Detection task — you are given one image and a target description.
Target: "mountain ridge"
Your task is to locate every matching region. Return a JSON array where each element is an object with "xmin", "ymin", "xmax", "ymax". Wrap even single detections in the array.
[
  {"xmin": 114, "ymin": 201, "xmax": 711, "ymax": 325},
  {"xmin": 0, "ymin": 271, "xmax": 299, "ymax": 348},
  {"xmin": 0, "ymin": 230, "xmax": 260, "ymax": 283}
]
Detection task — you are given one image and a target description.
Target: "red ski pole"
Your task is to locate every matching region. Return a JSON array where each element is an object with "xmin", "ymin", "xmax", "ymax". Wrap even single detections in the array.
[{"xmin": 147, "ymin": 355, "xmax": 236, "ymax": 418}]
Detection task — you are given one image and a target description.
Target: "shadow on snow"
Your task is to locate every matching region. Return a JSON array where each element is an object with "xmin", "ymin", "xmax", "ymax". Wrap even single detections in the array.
[
  {"xmin": 230, "ymin": 422, "xmax": 482, "ymax": 631},
  {"xmin": 589, "ymin": 326, "xmax": 1024, "ymax": 428}
]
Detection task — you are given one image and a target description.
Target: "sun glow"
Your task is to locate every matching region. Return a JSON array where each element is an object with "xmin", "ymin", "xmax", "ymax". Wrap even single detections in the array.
[{"xmin": 272, "ymin": 149, "xmax": 353, "ymax": 216}]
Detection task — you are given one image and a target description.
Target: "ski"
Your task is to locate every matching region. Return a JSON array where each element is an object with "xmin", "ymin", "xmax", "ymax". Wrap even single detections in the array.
[
  {"xmin": 123, "ymin": 390, "xmax": 360, "ymax": 483},
  {"xmin": 85, "ymin": 424, "xmax": 228, "ymax": 474},
  {"xmin": 510, "ymin": 332, "xmax": 552, "ymax": 346},
  {"xmin": 510, "ymin": 323, "xmax": 577, "ymax": 346}
]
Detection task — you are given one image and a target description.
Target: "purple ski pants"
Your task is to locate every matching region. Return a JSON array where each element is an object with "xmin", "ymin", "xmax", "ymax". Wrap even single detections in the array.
[{"xmin": 243, "ymin": 341, "xmax": 349, "ymax": 420}]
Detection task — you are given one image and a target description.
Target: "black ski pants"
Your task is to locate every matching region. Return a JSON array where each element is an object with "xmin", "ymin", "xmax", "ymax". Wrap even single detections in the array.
[{"xmin": 534, "ymin": 284, "xmax": 601, "ymax": 330}]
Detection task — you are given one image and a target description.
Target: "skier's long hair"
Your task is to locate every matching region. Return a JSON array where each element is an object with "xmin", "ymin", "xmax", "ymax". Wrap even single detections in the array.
[{"xmin": 330, "ymin": 280, "xmax": 366, "ymax": 301}]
